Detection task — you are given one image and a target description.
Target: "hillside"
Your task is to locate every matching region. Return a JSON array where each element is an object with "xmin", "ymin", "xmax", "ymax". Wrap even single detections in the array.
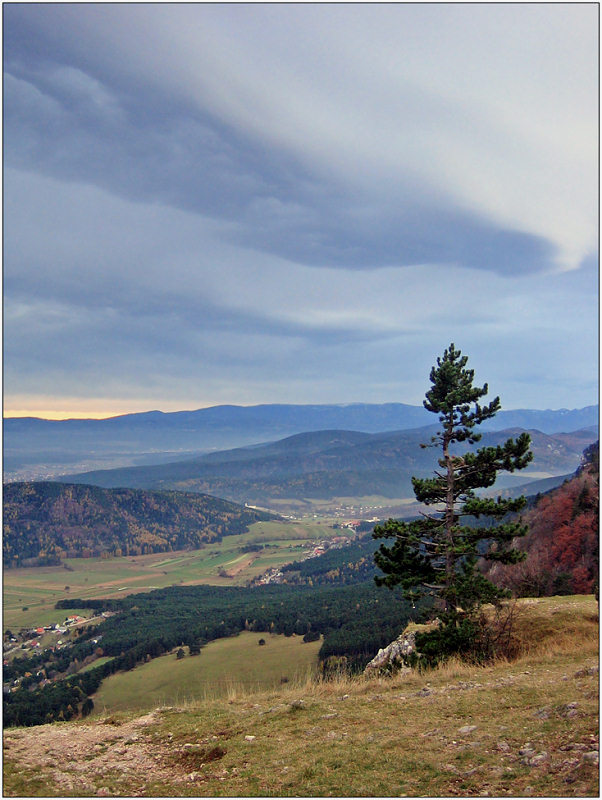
[
  {"xmin": 486, "ymin": 442, "xmax": 599, "ymax": 597},
  {"xmin": 5, "ymin": 403, "xmax": 598, "ymax": 481},
  {"xmin": 2, "ymin": 483, "xmax": 274, "ymax": 567},
  {"xmin": 56, "ymin": 425, "xmax": 598, "ymax": 509},
  {"xmin": 3, "ymin": 595, "xmax": 598, "ymax": 797}
]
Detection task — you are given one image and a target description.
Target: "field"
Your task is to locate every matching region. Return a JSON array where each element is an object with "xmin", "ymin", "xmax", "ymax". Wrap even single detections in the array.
[
  {"xmin": 92, "ymin": 632, "xmax": 323, "ymax": 714},
  {"xmin": 3, "ymin": 595, "xmax": 598, "ymax": 797},
  {"xmin": 3, "ymin": 519, "xmax": 338, "ymax": 630}
]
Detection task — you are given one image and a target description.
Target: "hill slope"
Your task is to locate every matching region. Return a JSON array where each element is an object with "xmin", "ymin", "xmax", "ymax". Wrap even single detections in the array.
[
  {"xmin": 57, "ymin": 426, "xmax": 598, "ymax": 508},
  {"xmin": 3, "ymin": 595, "xmax": 598, "ymax": 798},
  {"xmin": 2, "ymin": 483, "xmax": 274, "ymax": 567},
  {"xmin": 486, "ymin": 443, "xmax": 599, "ymax": 597}
]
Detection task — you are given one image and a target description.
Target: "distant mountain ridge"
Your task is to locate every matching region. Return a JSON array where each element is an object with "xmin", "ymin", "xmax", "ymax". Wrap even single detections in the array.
[
  {"xmin": 4, "ymin": 403, "xmax": 598, "ymax": 480},
  {"xmin": 56, "ymin": 425, "xmax": 598, "ymax": 509}
]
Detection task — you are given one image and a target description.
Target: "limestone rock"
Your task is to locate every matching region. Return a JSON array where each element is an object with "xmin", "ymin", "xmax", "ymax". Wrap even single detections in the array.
[{"xmin": 363, "ymin": 630, "xmax": 418, "ymax": 675}]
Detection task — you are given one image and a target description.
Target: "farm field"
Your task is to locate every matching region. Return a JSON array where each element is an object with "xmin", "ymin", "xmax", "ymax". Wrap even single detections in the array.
[
  {"xmin": 91, "ymin": 632, "xmax": 323, "ymax": 715},
  {"xmin": 2, "ymin": 519, "xmax": 340, "ymax": 630}
]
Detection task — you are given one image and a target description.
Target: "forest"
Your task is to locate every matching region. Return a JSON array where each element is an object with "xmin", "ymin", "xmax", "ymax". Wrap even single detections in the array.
[
  {"xmin": 3, "ymin": 580, "xmax": 421, "ymax": 727},
  {"xmin": 2, "ymin": 482, "xmax": 273, "ymax": 566}
]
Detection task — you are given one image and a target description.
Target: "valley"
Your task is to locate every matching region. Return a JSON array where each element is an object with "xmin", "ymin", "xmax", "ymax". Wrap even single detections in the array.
[
  {"xmin": 3, "ymin": 518, "xmax": 350, "ymax": 632},
  {"xmin": 3, "ymin": 402, "xmax": 598, "ymax": 798}
]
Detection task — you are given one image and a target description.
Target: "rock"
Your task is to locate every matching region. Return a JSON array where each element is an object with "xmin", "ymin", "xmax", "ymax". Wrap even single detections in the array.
[
  {"xmin": 574, "ymin": 666, "xmax": 599, "ymax": 678},
  {"xmin": 556, "ymin": 702, "xmax": 579, "ymax": 718},
  {"xmin": 321, "ymin": 713, "xmax": 338, "ymax": 719},
  {"xmin": 181, "ymin": 744, "xmax": 203, "ymax": 753},
  {"xmin": 458, "ymin": 725, "xmax": 477, "ymax": 735},
  {"xmin": 96, "ymin": 789, "xmax": 110, "ymax": 797},
  {"xmin": 533, "ymin": 707, "xmax": 551, "ymax": 719},
  {"xmin": 528, "ymin": 752, "xmax": 548, "ymax": 766},
  {"xmin": 363, "ymin": 630, "xmax": 419, "ymax": 674},
  {"xmin": 497, "ymin": 741, "xmax": 510, "ymax": 752},
  {"xmin": 582, "ymin": 751, "xmax": 599, "ymax": 764},
  {"xmin": 244, "ymin": 735, "xmax": 256, "ymax": 742}
]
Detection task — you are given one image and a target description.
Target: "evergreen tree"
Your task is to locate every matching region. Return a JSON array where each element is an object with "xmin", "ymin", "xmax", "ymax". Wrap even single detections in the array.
[{"xmin": 373, "ymin": 344, "xmax": 532, "ymax": 658}]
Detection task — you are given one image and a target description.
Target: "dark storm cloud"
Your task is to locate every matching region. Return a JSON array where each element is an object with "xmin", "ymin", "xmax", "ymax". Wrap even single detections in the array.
[{"xmin": 4, "ymin": 5, "xmax": 556, "ymax": 275}]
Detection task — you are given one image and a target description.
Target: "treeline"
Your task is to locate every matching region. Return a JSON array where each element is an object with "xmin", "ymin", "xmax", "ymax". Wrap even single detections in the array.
[
  {"xmin": 4, "ymin": 581, "xmax": 421, "ymax": 727},
  {"xmin": 3, "ymin": 482, "xmax": 274, "ymax": 566}
]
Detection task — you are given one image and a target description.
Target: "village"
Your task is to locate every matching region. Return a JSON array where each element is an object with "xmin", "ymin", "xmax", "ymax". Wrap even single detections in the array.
[
  {"xmin": 253, "ymin": 523, "xmax": 361, "ymax": 586},
  {"xmin": 3, "ymin": 611, "xmax": 114, "ymax": 695}
]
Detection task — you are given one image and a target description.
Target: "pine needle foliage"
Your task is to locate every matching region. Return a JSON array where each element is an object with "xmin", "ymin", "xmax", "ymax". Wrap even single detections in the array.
[{"xmin": 373, "ymin": 344, "xmax": 533, "ymax": 660}]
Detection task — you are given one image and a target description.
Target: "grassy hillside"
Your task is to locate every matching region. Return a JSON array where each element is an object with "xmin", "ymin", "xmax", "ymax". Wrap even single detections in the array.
[
  {"xmin": 3, "ymin": 482, "xmax": 274, "ymax": 566},
  {"xmin": 3, "ymin": 595, "xmax": 598, "ymax": 797},
  {"xmin": 92, "ymin": 632, "xmax": 323, "ymax": 714}
]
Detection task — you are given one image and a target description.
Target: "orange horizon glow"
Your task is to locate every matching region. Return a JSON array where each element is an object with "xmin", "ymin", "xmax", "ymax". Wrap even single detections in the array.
[
  {"xmin": 4, "ymin": 409, "xmax": 134, "ymax": 420},
  {"xmin": 3, "ymin": 398, "xmax": 209, "ymax": 421}
]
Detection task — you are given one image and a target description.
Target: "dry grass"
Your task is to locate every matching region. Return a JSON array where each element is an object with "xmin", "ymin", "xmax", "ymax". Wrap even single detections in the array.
[{"xmin": 3, "ymin": 594, "xmax": 599, "ymax": 798}]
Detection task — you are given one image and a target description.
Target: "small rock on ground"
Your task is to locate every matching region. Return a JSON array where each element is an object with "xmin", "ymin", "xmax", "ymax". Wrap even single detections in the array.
[{"xmin": 458, "ymin": 725, "xmax": 477, "ymax": 735}]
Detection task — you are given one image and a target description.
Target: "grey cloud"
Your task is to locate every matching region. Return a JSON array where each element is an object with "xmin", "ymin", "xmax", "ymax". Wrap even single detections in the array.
[{"xmin": 5, "ymin": 8, "xmax": 558, "ymax": 276}]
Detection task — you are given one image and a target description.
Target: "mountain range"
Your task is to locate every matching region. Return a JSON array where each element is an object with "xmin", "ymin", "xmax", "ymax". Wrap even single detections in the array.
[
  {"xmin": 4, "ymin": 403, "xmax": 598, "ymax": 481},
  {"xmin": 55, "ymin": 424, "xmax": 598, "ymax": 510}
]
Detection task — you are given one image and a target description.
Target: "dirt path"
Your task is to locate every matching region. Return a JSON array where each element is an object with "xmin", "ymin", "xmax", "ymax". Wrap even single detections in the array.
[{"xmin": 3, "ymin": 709, "xmax": 190, "ymax": 796}]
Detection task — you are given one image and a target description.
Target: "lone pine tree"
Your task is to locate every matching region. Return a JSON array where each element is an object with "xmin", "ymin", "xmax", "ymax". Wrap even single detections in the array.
[{"xmin": 373, "ymin": 344, "xmax": 532, "ymax": 661}]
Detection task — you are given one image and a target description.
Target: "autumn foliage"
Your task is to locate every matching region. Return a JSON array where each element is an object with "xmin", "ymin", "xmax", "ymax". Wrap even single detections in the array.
[{"xmin": 488, "ymin": 443, "xmax": 599, "ymax": 596}]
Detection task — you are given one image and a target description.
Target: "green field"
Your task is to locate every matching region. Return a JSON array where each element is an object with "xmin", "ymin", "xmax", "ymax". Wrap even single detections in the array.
[
  {"xmin": 3, "ymin": 519, "xmax": 339, "ymax": 631},
  {"xmin": 91, "ymin": 632, "xmax": 322, "ymax": 714}
]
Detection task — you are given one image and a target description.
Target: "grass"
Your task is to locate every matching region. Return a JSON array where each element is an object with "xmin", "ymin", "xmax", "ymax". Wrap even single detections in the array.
[
  {"xmin": 2, "ymin": 519, "xmax": 337, "ymax": 630},
  {"xmin": 91, "ymin": 632, "xmax": 323, "ymax": 714},
  {"xmin": 3, "ymin": 595, "xmax": 598, "ymax": 798}
]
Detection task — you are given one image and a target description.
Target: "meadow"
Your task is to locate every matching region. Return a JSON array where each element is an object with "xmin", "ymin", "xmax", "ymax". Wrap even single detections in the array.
[
  {"xmin": 91, "ymin": 632, "xmax": 323, "ymax": 714},
  {"xmin": 2, "ymin": 519, "xmax": 339, "ymax": 630}
]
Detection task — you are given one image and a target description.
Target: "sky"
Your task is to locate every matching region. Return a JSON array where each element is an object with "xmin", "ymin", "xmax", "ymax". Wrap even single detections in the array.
[{"xmin": 3, "ymin": 2, "xmax": 599, "ymax": 419}]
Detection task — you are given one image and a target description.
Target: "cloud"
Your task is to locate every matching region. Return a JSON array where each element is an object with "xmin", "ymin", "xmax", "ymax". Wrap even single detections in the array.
[
  {"xmin": 4, "ymin": 167, "xmax": 597, "ymax": 410},
  {"xmin": 3, "ymin": 4, "xmax": 598, "ymax": 414},
  {"xmin": 4, "ymin": 4, "xmax": 596, "ymax": 274}
]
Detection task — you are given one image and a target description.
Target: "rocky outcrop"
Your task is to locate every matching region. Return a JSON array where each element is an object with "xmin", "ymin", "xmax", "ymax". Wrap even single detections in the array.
[{"xmin": 363, "ymin": 629, "xmax": 418, "ymax": 675}]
